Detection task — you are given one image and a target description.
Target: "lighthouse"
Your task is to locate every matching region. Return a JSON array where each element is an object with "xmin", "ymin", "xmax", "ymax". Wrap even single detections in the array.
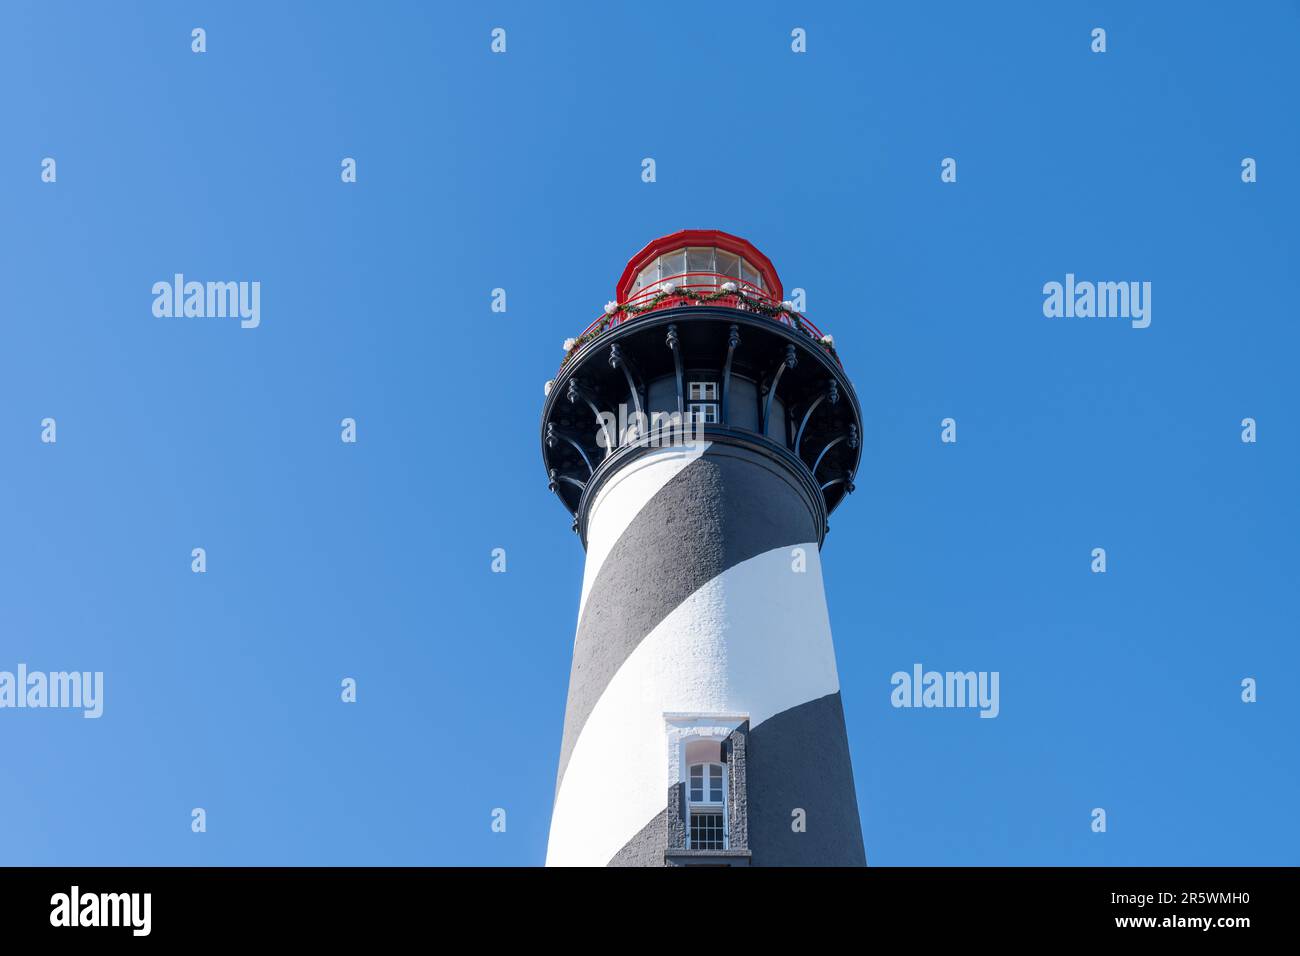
[{"xmin": 540, "ymin": 230, "xmax": 865, "ymax": 866}]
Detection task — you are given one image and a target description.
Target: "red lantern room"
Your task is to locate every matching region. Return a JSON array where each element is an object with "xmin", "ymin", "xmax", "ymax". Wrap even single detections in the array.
[
  {"xmin": 541, "ymin": 229, "xmax": 861, "ymax": 541},
  {"xmin": 616, "ymin": 229, "xmax": 784, "ymax": 305}
]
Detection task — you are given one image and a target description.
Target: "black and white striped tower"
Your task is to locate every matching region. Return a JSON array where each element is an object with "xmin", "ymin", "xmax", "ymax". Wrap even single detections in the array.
[{"xmin": 541, "ymin": 230, "xmax": 865, "ymax": 866}]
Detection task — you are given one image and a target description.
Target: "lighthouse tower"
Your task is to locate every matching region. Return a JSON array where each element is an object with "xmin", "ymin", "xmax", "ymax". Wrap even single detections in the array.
[{"xmin": 540, "ymin": 230, "xmax": 865, "ymax": 866}]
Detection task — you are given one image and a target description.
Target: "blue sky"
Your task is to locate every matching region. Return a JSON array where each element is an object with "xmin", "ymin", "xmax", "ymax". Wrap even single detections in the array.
[{"xmin": 1, "ymin": 1, "xmax": 1296, "ymax": 865}]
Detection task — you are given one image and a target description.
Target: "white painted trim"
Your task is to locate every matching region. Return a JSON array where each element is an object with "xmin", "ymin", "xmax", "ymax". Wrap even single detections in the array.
[
  {"xmin": 663, "ymin": 712, "xmax": 750, "ymax": 722},
  {"xmin": 665, "ymin": 714, "xmax": 747, "ymax": 789},
  {"xmin": 685, "ymin": 761, "xmax": 728, "ymax": 849}
]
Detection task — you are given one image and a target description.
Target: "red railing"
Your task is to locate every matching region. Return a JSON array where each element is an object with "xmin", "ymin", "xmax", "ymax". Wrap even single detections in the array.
[{"xmin": 569, "ymin": 271, "xmax": 829, "ymax": 346}]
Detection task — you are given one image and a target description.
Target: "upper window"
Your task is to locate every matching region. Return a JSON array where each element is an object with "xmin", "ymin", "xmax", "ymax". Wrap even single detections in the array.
[
  {"xmin": 630, "ymin": 247, "xmax": 766, "ymax": 299},
  {"xmin": 689, "ymin": 762, "xmax": 725, "ymax": 804},
  {"xmin": 687, "ymin": 760, "xmax": 726, "ymax": 850},
  {"xmin": 667, "ymin": 718, "xmax": 749, "ymax": 859}
]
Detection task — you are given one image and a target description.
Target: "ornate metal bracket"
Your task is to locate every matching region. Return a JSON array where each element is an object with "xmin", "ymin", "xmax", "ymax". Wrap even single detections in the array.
[
  {"xmin": 548, "ymin": 467, "xmax": 586, "ymax": 494},
  {"xmin": 567, "ymin": 378, "xmax": 614, "ymax": 457},
  {"xmin": 608, "ymin": 343, "xmax": 645, "ymax": 422},
  {"xmin": 811, "ymin": 423, "xmax": 858, "ymax": 478},
  {"xmin": 720, "ymin": 324, "xmax": 740, "ymax": 424},
  {"xmin": 546, "ymin": 421, "xmax": 594, "ymax": 477},
  {"xmin": 795, "ymin": 377, "xmax": 840, "ymax": 453},
  {"xmin": 666, "ymin": 324, "xmax": 684, "ymax": 417},
  {"xmin": 761, "ymin": 344, "xmax": 798, "ymax": 435},
  {"xmin": 820, "ymin": 474, "xmax": 856, "ymax": 494}
]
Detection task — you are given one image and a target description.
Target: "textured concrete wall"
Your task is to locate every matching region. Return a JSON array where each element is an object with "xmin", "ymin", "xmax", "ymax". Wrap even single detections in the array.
[
  {"xmin": 555, "ymin": 441, "xmax": 819, "ymax": 791},
  {"xmin": 546, "ymin": 439, "xmax": 864, "ymax": 867},
  {"xmin": 725, "ymin": 725, "xmax": 750, "ymax": 854},
  {"xmin": 607, "ymin": 809, "xmax": 669, "ymax": 868},
  {"xmin": 746, "ymin": 693, "xmax": 865, "ymax": 866}
]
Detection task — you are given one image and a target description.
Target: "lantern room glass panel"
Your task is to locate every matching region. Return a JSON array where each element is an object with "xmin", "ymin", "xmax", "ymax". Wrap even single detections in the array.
[{"xmin": 687, "ymin": 247, "xmax": 716, "ymax": 289}]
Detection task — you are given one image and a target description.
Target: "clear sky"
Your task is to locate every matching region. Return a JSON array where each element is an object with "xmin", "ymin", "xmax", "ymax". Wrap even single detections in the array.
[{"xmin": 1, "ymin": 1, "xmax": 1296, "ymax": 866}]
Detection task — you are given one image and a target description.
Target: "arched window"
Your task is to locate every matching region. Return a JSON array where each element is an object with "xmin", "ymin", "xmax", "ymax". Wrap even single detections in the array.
[
  {"xmin": 686, "ymin": 740, "xmax": 728, "ymax": 850},
  {"xmin": 689, "ymin": 761, "xmax": 725, "ymax": 804},
  {"xmin": 665, "ymin": 716, "xmax": 750, "ymax": 863}
]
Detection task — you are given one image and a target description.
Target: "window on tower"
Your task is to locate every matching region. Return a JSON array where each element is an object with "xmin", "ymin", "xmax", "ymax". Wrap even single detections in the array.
[
  {"xmin": 666, "ymin": 720, "xmax": 749, "ymax": 864},
  {"xmin": 686, "ymin": 742, "xmax": 728, "ymax": 851},
  {"xmin": 689, "ymin": 761, "xmax": 725, "ymax": 804},
  {"xmin": 689, "ymin": 810, "xmax": 726, "ymax": 852},
  {"xmin": 688, "ymin": 403, "xmax": 719, "ymax": 425},
  {"xmin": 687, "ymin": 381, "xmax": 719, "ymax": 425}
]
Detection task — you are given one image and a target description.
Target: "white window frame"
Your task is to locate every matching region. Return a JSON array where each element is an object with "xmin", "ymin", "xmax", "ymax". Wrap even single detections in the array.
[
  {"xmin": 688, "ymin": 381, "xmax": 718, "ymax": 401},
  {"xmin": 688, "ymin": 761, "xmax": 726, "ymax": 806},
  {"xmin": 664, "ymin": 714, "xmax": 747, "ymax": 854},
  {"xmin": 686, "ymin": 760, "xmax": 728, "ymax": 850},
  {"xmin": 687, "ymin": 403, "xmax": 718, "ymax": 425}
]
